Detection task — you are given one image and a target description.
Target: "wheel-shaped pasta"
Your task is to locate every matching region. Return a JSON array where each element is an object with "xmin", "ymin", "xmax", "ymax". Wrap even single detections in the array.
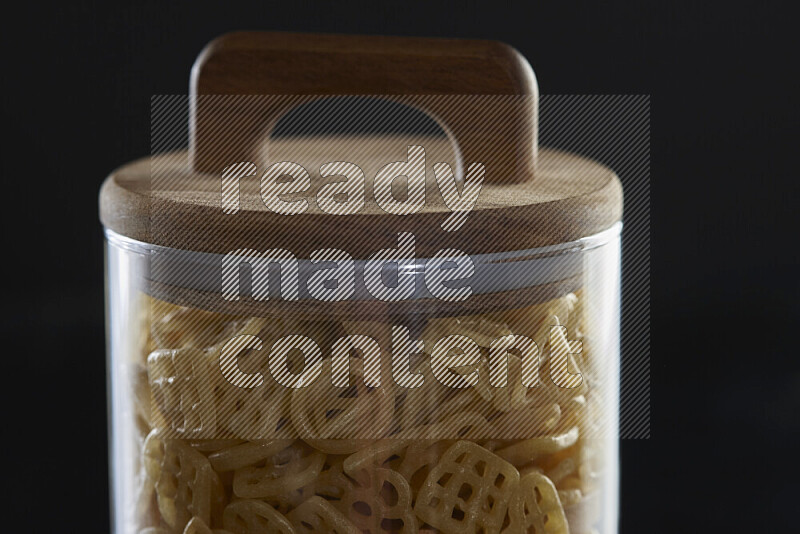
[
  {"xmin": 343, "ymin": 439, "xmax": 408, "ymax": 477},
  {"xmin": 304, "ymin": 456, "xmax": 355, "ymax": 501},
  {"xmin": 214, "ymin": 381, "xmax": 291, "ymax": 440},
  {"xmin": 222, "ymin": 500, "xmax": 297, "ymax": 534},
  {"xmin": 254, "ymin": 455, "xmax": 354, "ymax": 514},
  {"xmin": 142, "ymin": 431, "xmax": 223, "ymax": 531},
  {"xmin": 290, "ymin": 356, "xmax": 394, "ymax": 454},
  {"xmin": 415, "ymin": 440, "xmax": 520, "ymax": 534},
  {"xmin": 287, "ymin": 496, "xmax": 360, "ymax": 534},
  {"xmin": 147, "ymin": 348, "xmax": 219, "ymax": 436},
  {"xmin": 502, "ymin": 473, "xmax": 569, "ymax": 534},
  {"xmin": 335, "ymin": 467, "xmax": 418, "ymax": 533},
  {"xmin": 395, "ymin": 360, "xmax": 490, "ymax": 433},
  {"xmin": 232, "ymin": 441, "xmax": 325, "ymax": 499},
  {"xmin": 126, "ymin": 290, "xmax": 606, "ymax": 534},
  {"xmin": 212, "ymin": 319, "xmax": 293, "ymax": 440},
  {"xmin": 344, "ymin": 411, "xmax": 499, "ymax": 500}
]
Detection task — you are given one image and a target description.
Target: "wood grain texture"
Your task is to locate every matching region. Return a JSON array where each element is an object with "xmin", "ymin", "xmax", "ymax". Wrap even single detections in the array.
[
  {"xmin": 190, "ymin": 31, "xmax": 538, "ymax": 182},
  {"xmin": 100, "ymin": 136, "xmax": 622, "ymax": 257}
]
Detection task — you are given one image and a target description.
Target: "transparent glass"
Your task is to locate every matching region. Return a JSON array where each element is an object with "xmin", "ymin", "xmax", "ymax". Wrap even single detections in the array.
[{"xmin": 105, "ymin": 227, "xmax": 620, "ymax": 534}]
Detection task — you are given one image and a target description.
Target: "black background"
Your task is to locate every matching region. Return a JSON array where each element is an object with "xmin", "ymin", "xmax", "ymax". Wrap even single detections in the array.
[{"xmin": 2, "ymin": 1, "xmax": 797, "ymax": 532}]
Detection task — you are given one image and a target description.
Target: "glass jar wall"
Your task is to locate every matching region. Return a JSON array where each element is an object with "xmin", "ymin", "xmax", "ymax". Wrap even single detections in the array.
[{"xmin": 105, "ymin": 226, "xmax": 620, "ymax": 534}]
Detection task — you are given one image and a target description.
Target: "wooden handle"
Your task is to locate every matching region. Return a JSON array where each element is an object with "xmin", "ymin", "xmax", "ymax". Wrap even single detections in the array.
[{"xmin": 190, "ymin": 32, "xmax": 538, "ymax": 183}]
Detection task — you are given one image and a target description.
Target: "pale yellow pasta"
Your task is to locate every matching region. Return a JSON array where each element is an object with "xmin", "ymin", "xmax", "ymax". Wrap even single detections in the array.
[
  {"xmin": 546, "ymin": 457, "xmax": 579, "ymax": 485},
  {"xmin": 208, "ymin": 440, "xmax": 291, "ymax": 472},
  {"xmin": 148, "ymin": 348, "xmax": 218, "ymax": 436},
  {"xmin": 287, "ymin": 496, "xmax": 360, "ymax": 534},
  {"xmin": 215, "ymin": 380, "xmax": 291, "ymax": 440},
  {"xmin": 290, "ymin": 357, "xmax": 395, "ymax": 453},
  {"xmin": 335, "ymin": 468, "xmax": 417, "ymax": 533},
  {"xmin": 414, "ymin": 440, "xmax": 519, "ymax": 533},
  {"xmin": 421, "ymin": 315, "xmax": 513, "ymax": 350},
  {"xmin": 222, "ymin": 500, "xmax": 296, "ymax": 534},
  {"xmin": 502, "ymin": 473, "xmax": 569, "ymax": 534},
  {"xmin": 150, "ymin": 302, "xmax": 240, "ymax": 351},
  {"xmin": 142, "ymin": 431, "xmax": 223, "ymax": 531},
  {"xmin": 564, "ymin": 489, "xmax": 603, "ymax": 534},
  {"xmin": 343, "ymin": 437, "xmax": 451, "ymax": 500},
  {"xmin": 558, "ymin": 488, "xmax": 583, "ymax": 507},
  {"xmin": 298, "ymin": 456, "xmax": 353, "ymax": 502},
  {"xmin": 233, "ymin": 441, "xmax": 326, "ymax": 499},
  {"xmin": 125, "ymin": 291, "xmax": 606, "ymax": 533},
  {"xmin": 493, "ymin": 426, "xmax": 579, "ymax": 466}
]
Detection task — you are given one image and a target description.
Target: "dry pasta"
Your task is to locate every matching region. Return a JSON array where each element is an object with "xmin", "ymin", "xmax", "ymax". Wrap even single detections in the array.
[{"xmin": 126, "ymin": 291, "xmax": 608, "ymax": 533}]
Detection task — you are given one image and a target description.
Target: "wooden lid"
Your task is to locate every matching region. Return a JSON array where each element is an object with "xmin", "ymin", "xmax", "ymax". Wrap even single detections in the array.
[
  {"xmin": 100, "ymin": 138, "xmax": 621, "ymax": 256},
  {"xmin": 99, "ymin": 32, "xmax": 622, "ymax": 258},
  {"xmin": 189, "ymin": 32, "xmax": 538, "ymax": 181}
]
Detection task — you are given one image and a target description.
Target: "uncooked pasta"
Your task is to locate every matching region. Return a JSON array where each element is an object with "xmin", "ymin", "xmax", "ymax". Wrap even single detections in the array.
[{"xmin": 125, "ymin": 291, "xmax": 607, "ymax": 534}]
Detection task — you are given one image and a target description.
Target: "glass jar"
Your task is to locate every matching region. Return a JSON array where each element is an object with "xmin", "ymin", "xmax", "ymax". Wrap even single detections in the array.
[{"xmin": 101, "ymin": 32, "xmax": 622, "ymax": 534}]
